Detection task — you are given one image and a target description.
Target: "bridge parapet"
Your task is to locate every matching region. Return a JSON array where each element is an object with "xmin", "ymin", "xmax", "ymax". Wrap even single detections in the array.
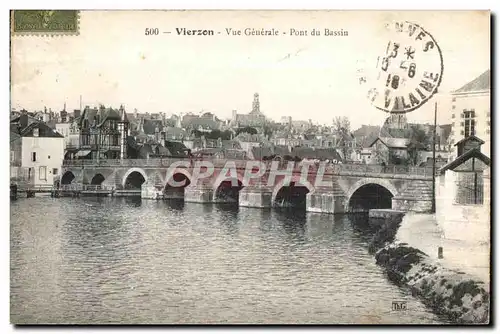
[{"xmin": 62, "ymin": 158, "xmax": 433, "ymax": 177}]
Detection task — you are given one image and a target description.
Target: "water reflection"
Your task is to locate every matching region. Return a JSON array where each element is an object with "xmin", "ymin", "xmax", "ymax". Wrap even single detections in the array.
[
  {"xmin": 10, "ymin": 198, "xmax": 444, "ymax": 324},
  {"xmin": 215, "ymin": 203, "xmax": 240, "ymax": 235},
  {"xmin": 122, "ymin": 197, "xmax": 142, "ymax": 207},
  {"xmin": 164, "ymin": 198, "xmax": 185, "ymax": 211},
  {"xmin": 273, "ymin": 208, "xmax": 307, "ymax": 243}
]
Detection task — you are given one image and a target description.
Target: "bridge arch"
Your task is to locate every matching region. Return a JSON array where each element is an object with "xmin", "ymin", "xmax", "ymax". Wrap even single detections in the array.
[
  {"xmin": 164, "ymin": 169, "xmax": 192, "ymax": 199},
  {"xmin": 213, "ymin": 176, "xmax": 245, "ymax": 203},
  {"xmin": 91, "ymin": 173, "xmax": 106, "ymax": 185},
  {"xmin": 122, "ymin": 168, "xmax": 148, "ymax": 190},
  {"xmin": 61, "ymin": 171, "xmax": 76, "ymax": 185},
  {"xmin": 345, "ymin": 178, "xmax": 398, "ymax": 213},
  {"xmin": 272, "ymin": 177, "xmax": 315, "ymax": 209}
]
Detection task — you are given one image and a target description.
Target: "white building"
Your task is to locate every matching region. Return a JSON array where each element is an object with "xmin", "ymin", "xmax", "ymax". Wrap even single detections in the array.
[
  {"xmin": 14, "ymin": 120, "xmax": 65, "ymax": 187},
  {"xmin": 55, "ymin": 122, "xmax": 80, "ymax": 149},
  {"xmin": 449, "ymin": 70, "xmax": 490, "ymax": 158},
  {"xmin": 360, "ymin": 147, "xmax": 372, "ymax": 164}
]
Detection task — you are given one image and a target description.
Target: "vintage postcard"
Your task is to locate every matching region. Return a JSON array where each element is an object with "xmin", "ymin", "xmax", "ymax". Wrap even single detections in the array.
[{"xmin": 10, "ymin": 10, "xmax": 491, "ymax": 325}]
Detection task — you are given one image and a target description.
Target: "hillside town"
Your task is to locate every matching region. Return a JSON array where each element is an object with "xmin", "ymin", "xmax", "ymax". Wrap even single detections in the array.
[{"xmin": 10, "ymin": 71, "xmax": 490, "ymax": 191}]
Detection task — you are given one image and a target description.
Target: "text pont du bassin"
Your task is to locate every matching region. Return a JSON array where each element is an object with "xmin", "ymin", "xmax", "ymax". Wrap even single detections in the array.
[{"xmin": 175, "ymin": 28, "xmax": 348, "ymax": 37}]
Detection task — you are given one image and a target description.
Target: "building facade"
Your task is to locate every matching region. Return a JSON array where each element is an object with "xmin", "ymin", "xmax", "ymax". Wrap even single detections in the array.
[
  {"xmin": 369, "ymin": 137, "xmax": 410, "ymax": 165},
  {"xmin": 77, "ymin": 105, "xmax": 129, "ymax": 160},
  {"xmin": 10, "ymin": 117, "xmax": 65, "ymax": 187},
  {"xmin": 449, "ymin": 70, "xmax": 490, "ymax": 158}
]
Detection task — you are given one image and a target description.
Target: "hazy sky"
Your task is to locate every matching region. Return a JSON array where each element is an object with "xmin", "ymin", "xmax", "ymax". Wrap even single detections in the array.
[{"xmin": 11, "ymin": 10, "xmax": 490, "ymax": 129}]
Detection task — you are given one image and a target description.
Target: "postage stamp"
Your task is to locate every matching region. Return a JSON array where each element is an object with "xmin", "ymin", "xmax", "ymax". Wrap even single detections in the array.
[
  {"xmin": 361, "ymin": 21, "xmax": 443, "ymax": 114},
  {"xmin": 11, "ymin": 10, "xmax": 79, "ymax": 35}
]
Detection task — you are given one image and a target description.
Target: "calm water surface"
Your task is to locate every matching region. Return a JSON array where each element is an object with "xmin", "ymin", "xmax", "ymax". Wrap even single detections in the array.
[{"xmin": 11, "ymin": 197, "xmax": 445, "ymax": 324}]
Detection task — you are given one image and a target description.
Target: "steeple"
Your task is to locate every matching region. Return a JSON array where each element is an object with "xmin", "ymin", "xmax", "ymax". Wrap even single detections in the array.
[{"xmin": 251, "ymin": 92, "xmax": 260, "ymax": 114}]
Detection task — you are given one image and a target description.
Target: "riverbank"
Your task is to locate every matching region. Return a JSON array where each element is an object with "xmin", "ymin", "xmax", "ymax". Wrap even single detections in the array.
[{"xmin": 369, "ymin": 212, "xmax": 490, "ymax": 324}]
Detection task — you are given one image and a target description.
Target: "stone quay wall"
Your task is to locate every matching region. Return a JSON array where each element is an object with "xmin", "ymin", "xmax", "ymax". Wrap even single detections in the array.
[{"xmin": 368, "ymin": 213, "xmax": 490, "ymax": 324}]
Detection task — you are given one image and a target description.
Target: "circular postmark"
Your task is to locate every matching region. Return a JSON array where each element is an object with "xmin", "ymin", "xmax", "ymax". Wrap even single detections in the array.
[{"xmin": 360, "ymin": 21, "xmax": 443, "ymax": 114}]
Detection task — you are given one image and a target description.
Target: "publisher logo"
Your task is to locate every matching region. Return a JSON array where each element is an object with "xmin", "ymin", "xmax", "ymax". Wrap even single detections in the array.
[{"xmin": 392, "ymin": 301, "xmax": 407, "ymax": 311}]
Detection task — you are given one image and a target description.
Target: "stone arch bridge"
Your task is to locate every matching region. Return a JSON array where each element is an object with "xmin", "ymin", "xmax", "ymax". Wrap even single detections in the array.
[{"xmin": 61, "ymin": 158, "xmax": 434, "ymax": 214}]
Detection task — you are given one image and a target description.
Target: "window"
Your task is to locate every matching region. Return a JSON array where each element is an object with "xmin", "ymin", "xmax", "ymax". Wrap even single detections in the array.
[
  {"xmin": 463, "ymin": 109, "xmax": 476, "ymax": 137},
  {"xmin": 10, "ymin": 151, "xmax": 14, "ymax": 162},
  {"xmin": 452, "ymin": 105, "xmax": 456, "ymax": 109},
  {"xmin": 48, "ymin": 155, "xmax": 51, "ymax": 159},
  {"xmin": 33, "ymin": 128, "xmax": 39, "ymax": 137},
  {"xmin": 452, "ymin": 97, "xmax": 456, "ymax": 102},
  {"xmin": 451, "ymin": 113, "xmax": 455, "ymax": 119},
  {"xmin": 39, "ymin": 166, "xmax": 47, "ymax": 181},
  {"xmin": 31, "ymin": 152, "xmax": 37, "ymax": 162},
  {"xmin": 455, "ymin": 172, "xmax": 484, "ymax": 205},
  {"xmin": 486, "ymin": 129, "xmax": 490, "ymax": 134},
  {"xmin": 52, "ymin": 168, "xmax": 58, "ymax": 175},
  {"xmin": 487, "ymin": 111, "xmax": 490, "ymax": 117}
]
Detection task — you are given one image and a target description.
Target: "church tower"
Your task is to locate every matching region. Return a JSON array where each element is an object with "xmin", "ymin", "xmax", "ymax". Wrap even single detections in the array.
[{"xmin": 251, "ymin": 93, "xmax": 260, "ymax": 114}]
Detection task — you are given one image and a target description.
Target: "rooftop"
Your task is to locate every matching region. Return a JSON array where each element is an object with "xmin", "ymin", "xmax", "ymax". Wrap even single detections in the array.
[
  {"xmin": 439, "ymin": 147, "xmax": 490, "ymax": 175},
  {"xmin": 453, "ymin": 70, "xmax": 490, "ymax": 94}
]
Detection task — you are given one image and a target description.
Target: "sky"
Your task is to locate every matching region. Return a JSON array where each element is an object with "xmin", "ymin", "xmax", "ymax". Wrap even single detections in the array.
[{"xmin": 11, "ymin": 10, "xmax": 490, "ymax": 130}]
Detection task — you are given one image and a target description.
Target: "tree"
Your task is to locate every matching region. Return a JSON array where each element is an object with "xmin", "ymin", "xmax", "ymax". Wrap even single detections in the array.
[
  {"xmin": 370, "ymin": 140, "xmax": 387, "ymax": 165},
  {"xmin": 407, "ymin": 127, "xmax": 433, "ymax": 166},
  {"xmin": 263, "ymin": 124, "xmax": 273, "ymax": 140},
  {"xmin": 236, "ymin": 126, "xmax": 258, "ymax": 136},
  {"xmin": 206, "ymin": 130, "xmax": 222, "ymax": 140}
]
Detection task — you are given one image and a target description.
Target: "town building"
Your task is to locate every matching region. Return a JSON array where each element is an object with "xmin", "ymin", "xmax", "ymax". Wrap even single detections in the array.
[
  {"xmin": 181, "ymin": 111, "xmax": 223, "ymax": 131},
  {"xmin": 368, "ymin": 137, "xmax": 411, "ymax": 165},
  {"xmin": 77, "ymin": 105, "xmax": 129, "ymax": 160},
  {"xmin": 360, "ymin": 147, "xmax": 373, "ymax": 164},
  {"xmin": 449, "ymin": 70, "xmax": 490, "ymax": 158},
  {"xmin": 230, "ymin": 93, "xmax": 268, "ymax": 127},
  {"xmin": 234, "ymin": 133, "xmax": 265, "ymax": 156},
  {"xmin": 10, "ymin": 114, "xmax": 64, "ymax": 187},
  {"xmin": 56, "ymin": 118, "xmax": 80, "ymax": 158}
]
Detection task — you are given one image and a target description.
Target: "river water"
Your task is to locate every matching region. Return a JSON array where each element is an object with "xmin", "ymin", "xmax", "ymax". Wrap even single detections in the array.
[{"xmin": 10, "ymin": 197, "xmax": 446, "ymax": 324}]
